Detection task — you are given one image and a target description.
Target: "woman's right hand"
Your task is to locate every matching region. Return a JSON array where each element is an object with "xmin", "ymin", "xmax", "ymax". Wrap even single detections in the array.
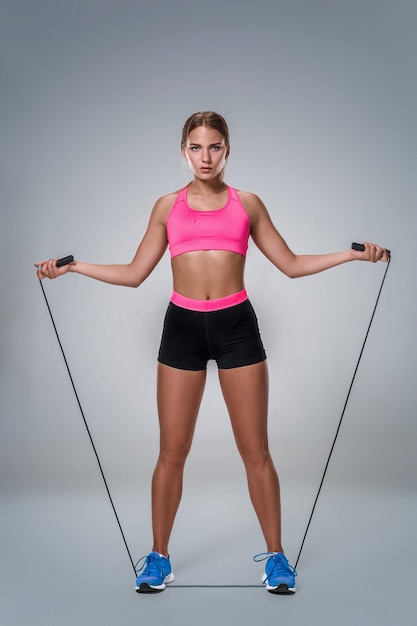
[{"xmin": 34, "ymin": 258, "xmax": 73, "ymax": 280}]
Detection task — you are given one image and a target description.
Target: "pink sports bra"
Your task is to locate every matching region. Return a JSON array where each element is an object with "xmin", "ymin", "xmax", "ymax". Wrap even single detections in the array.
[{"xmin": 166, "ymin": 186, "xmax": 250, "ymax": 259}]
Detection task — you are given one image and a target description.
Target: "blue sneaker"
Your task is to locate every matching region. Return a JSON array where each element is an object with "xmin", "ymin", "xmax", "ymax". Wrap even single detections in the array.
[
  {"xmin": 253, "ymin": 552, "xmax": 297, "ymax": 594},
  {"xmin": 135, "ymin": 552, "xmax": 175, "ymax": 593}
]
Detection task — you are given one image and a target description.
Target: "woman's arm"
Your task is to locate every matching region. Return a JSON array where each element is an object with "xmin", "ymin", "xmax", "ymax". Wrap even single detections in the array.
[
  {"xmin": 35, "ymin": 195, "xmax": 174, "ymax": 287},
  {"xmin": 242, "ymin": 192, "xmax": 388, "ymax": 278}
]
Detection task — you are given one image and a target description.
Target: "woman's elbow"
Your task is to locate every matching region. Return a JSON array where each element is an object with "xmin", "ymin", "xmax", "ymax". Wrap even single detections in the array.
[
  {"xmin": 126, "ymin": 276, "xmax": 144, "ymax": 288},
  {"xmin": 276, "ymin": 252, "xmax": 301, "ymax": 278},
  {"xmin": 278, "ymin": 262, "xmax": 300, "ymax": 279}
]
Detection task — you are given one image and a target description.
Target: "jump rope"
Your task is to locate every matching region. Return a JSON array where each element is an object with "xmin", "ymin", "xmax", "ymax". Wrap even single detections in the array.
[{"xmin": 37, "ymin": 243, "xmax": 391, "ymax": 579}]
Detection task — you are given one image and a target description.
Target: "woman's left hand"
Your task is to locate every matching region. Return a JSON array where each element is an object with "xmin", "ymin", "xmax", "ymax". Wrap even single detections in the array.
[{"xmin": 352, "ymin": 242, "xmax": 389, "ymax": 263}]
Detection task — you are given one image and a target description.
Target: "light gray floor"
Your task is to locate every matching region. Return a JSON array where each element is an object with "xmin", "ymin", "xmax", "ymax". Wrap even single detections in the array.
[{"xmin": 3, "ymin": 479, "xmax": 416, "ymax": 626}]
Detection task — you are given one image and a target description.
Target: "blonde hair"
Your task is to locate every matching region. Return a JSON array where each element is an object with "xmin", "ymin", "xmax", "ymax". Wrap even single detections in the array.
[{"xmin": 181, "ymin": 111, "xmax": 230, "ymax": 147}]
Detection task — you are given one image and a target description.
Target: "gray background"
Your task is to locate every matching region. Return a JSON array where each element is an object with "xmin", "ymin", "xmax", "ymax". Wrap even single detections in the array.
[{"xmin": 1, "ymin": 1, "xmax": 416, "ymax": 624}]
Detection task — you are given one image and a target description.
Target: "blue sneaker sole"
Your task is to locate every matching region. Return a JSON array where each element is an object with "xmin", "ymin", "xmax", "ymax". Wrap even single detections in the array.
[{"xmin": 267, "ymin": 583, "xmax": 296, "ymax": 595}]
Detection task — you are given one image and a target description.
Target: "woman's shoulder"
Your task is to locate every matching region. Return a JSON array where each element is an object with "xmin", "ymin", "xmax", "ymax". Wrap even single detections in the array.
[
  {"xmin": 150, "ymin": 188, "xmax": 184, "ymax": 222},
  {"xmin": 234, "ymin": 188, "xmax": 262, "ymax": 203},
  {"xmin": 156, "ymin": 187, "xmax": 184, "ymax": 207},
  {"xmin": 233, "ymin": 188, "xmax": 267, "ymax": 220}
]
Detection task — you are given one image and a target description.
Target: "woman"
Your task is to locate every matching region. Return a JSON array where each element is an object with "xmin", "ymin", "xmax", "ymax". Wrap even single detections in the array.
[{"xmin": 36, "ymin": 111, "xmax": 388, "ymax": 594}]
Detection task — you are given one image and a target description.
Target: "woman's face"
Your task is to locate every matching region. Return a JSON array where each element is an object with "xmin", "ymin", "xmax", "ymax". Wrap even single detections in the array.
[{"xmin": 183, "ymin": 126, "xmax": 229, "ymax": 181}]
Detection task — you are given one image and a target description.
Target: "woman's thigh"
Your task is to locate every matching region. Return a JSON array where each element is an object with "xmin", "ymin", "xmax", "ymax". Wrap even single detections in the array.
[
  {"xmin": 218, "ymin": 361, "xmax": 269, "ymax": 459},
  {"xmin": 157, "ymin": 363, "xmax": 207, "ymax": 456}
]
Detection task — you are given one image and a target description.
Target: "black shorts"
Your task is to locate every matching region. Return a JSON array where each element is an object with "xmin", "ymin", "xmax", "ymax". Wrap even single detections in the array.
[{"xmin": 158, "ymin": 299, "xmax": 267, "ymax": 371}]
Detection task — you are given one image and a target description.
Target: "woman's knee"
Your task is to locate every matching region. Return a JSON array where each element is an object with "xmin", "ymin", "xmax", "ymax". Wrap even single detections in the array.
[
  {"xmin": 158, "ymin": 443, "xmax": 191, "ymax": 467},
  {"xmin": 238, "ymin": 444, "xmax": 271, "ymax": 468}
]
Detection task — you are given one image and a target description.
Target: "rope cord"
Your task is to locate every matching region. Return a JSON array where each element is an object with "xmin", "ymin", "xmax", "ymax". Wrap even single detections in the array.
[
  {"xmin": 294, "ymin": 255, "xmax": 391, "ymax": 569},
  {"xmin": 38, "ymin": 279, "xmax": 136, "ymax": 575}
]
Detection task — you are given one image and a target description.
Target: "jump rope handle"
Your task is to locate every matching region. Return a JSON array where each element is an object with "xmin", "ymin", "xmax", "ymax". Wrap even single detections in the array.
[
  {"xmin": 56, "ymin": 255, "xmax": 74, "ymax": 267},
  {"xmin": 351, "ymin": 242, "xmax": 391, "ymax": 258}
]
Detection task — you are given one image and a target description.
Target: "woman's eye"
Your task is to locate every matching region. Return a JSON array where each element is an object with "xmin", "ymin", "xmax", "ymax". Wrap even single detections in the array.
[
  {"xmin": 190, "ymin": 146, "xmax": 200, "ymax": 152},
  {"xmin": 211, "ymin": 145, "xmax": 220, "ymax": 151}
]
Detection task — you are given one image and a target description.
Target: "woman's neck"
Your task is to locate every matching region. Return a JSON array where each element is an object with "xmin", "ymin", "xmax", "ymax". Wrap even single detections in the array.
[{"xmin": 188, "ymin": 177, "xmax": 227, "ymax": 196}]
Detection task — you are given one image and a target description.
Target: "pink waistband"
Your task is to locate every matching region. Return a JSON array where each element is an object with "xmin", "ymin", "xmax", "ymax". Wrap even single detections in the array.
[{"xmin": 170, "ymin": 289, "xmax": 248, "ymax": 312}]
